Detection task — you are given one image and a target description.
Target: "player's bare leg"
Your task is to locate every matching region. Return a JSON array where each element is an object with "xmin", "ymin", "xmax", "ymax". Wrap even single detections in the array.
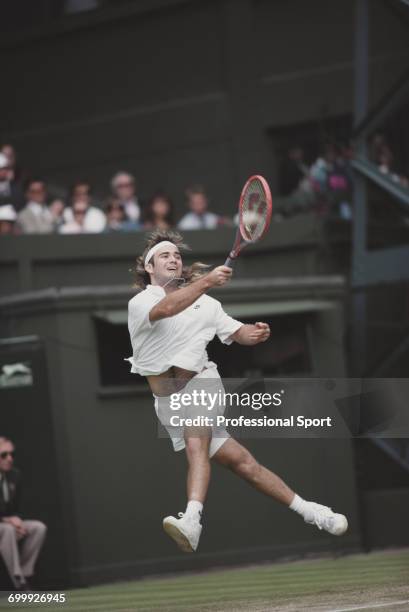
[
  {"xmin": 185, "ymin": 433, "xmax": 212, "ymax": 502},
  {"xmin": 213, "ymin": 438, "xmax": 348, "ymax": 536},
  {"xmin": 213, "ymin": 438, "xmax": 294, "ymax": 504},
  {"xmin": 163, "ymin": 428, "xmax": 211, "ymax": 552}
]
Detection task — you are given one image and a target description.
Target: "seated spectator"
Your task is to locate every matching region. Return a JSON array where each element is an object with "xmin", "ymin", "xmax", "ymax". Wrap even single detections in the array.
[
  {"xmin": 48, "ymin": 198, "xmax": 66, "ymax": 233},
  {"xmin": 59, "ymin": 200, "xmax": 88, "ymax": 234},
  {"xmin": 279, "ymin": 146, "xmax": 310, "ymax": 196},
  {"xmin": 310, "ymin": 146, "xmax": 333, "ymax": 193},
  {"xmin": 377, "ymin": 149, "xmax": 401, "ymax": 183},
  {"xmin": 369, "ymin": 133, "xmax": 388, "ymax": 166},
  {"xmin": 71, "ymin": 180, "xmax": 93, "ymax": 205},
  {"xmin": 104, "ymin": 198, "xmax": 140, "ymax": 232},
  {"xmin": 17, "ymin": 179, "xmax": 53, "ymax": 234},
  {"xmin": 400, "ymin": 174, "xmax": 409, "ymax": 189},
  {"xmin": 1, "ymin": 144, "xmax": 24, "ymax": 184},
  {"xmin": 143, "ymin": 192, "xmax": 174, "ymax": 230},
  {"xmin": 0, "ymin": 153, "xmax": 24, "ymax": 212},
  {"xmin": 308, "ymin": 144, "xmax": 352, "ymax": 219},
  {"xmin": 277, "ymin": 146, "xmax": 316, "ymax": 217},
  {"xmin": 326, "ymin": 148, "xmax": 350, "ymax": 191},
  {"xmin": 0, "ymin": 205, "xmax": 19, "ymax": 236},
  {"xmin": 0, "ymin": 436, "xmax": 47, "ymax": 590},
  {"xmin": 369, "ymin": 134, "xmax": 407, "ymax": 186},
  {"xmin": 327, "ymin": 144, "xmax": 353, "ymax": 219},
  {"xmin": 178, "ymin": 185, "xmax": 221, "ymax": 230},
  {"xmin": 111, "ymin": 171, "xmax": 141, "ymax": 223},
  {"xmin": 64, "ymin": 180, "xmax": 106, "ymax": 233}
]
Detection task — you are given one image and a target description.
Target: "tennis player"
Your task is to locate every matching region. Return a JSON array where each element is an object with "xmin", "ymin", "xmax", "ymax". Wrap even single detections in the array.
[{"xmin": 127, "ymin": 230, "xmax": 348, "ymax": 552}]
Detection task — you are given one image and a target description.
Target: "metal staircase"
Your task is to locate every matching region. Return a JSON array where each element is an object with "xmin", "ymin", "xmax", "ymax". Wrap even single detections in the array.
[{"xmin": 352, "ymin": 0, "xmax": 409, "ymax": 472}]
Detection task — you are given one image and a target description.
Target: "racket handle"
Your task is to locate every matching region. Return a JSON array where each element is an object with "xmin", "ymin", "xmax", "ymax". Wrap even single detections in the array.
[{"xmin": 224, "ymin": 255, "xmax": 236, "ymax": 268}]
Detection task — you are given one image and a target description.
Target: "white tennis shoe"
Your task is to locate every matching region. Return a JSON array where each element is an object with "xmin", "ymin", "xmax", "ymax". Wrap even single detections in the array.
[
  {"xmin": 163, "ymin": 512, "xmax": 202, "ymax": 552},
  {"xmin": 303, "ymin": 502, "xmax": 348, "ymax": 535}
]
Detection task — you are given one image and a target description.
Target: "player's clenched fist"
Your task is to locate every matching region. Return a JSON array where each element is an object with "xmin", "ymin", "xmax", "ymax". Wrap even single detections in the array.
[
  {"xmin": 206, "ymin": 266, "xmax": 233, "ymax": 287},
  {"xmin": 252, "ymin": 322, "xmax": 270, "ymax": 343}
]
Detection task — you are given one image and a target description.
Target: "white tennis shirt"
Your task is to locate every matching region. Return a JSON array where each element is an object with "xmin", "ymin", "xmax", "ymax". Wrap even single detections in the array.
[{"xmin": 126, "ymin": 284, "xmax": 243, "ymax": 376}]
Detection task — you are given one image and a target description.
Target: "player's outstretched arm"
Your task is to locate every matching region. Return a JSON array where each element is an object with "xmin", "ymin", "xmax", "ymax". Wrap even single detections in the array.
[
  {"xmin": 230, "ymin": 322, "xmax": 270, "ymax": 345},
  {"xmin": 149, "ymin": 266, "xmax": 232, "ymax": 322}
]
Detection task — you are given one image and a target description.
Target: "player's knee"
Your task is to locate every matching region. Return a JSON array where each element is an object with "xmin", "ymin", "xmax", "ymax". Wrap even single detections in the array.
[
  {"xmin": 34, "ymin": 521, "xmax": 47, "ymax": 534},
  {"xmin": 1, "ymin": 524, "xmax": 15, "ymax": 538},
  {"xmin": 236, "ymin": 454, "xmax": 260, "ymax": 482},
  {"xmin": 185, "ymin": 436, "xmax": 210, "ymax": 458}
]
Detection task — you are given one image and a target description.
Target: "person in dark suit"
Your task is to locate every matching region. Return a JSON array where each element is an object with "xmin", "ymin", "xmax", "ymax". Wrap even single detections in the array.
[
  {"xmin": 0, "ymin": 437, "xmax": 47, "ymax": 590},
  {"xmin": 0, "ymin": 153, "xmax": 24, "ymax": 212}
]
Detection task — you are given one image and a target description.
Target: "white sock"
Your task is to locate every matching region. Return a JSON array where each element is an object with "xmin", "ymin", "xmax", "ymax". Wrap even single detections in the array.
[
  {"xmin": 289, "ymin": 493, "xmax": 309, "ymax": 517},
  {"xmin": 185, "ymin": 500, "xmax": 203, "ymax": 522}
]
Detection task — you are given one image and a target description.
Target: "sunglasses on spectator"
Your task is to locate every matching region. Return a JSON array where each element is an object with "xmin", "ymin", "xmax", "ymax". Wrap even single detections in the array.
[
  {"xmin": 0, "ymin": 451, "xmax": 14, "ymax": 459},
  {"xmin": 116, "ymin": 182, "xmax": 133, "ymax": 188}
]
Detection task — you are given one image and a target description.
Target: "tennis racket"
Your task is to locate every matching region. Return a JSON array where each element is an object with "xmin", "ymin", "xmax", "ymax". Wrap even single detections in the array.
[{"xmin": 224, "ymin": 175, "xmax": 272, "ymax": 268}]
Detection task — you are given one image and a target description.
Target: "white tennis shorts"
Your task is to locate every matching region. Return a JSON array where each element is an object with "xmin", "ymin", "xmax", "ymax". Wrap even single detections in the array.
[{"xmin": 153, "ymin": 361, "xmax": 230, "ymax": 457}]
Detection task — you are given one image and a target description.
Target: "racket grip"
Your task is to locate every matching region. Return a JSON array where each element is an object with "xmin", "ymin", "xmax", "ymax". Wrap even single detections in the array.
[{"xmin": 224, "ymin": 255, "xmax": 236, "ymax": 268}]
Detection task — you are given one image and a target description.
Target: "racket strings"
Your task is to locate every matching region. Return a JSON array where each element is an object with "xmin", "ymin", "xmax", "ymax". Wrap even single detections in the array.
[{"xmin": 240, "ymin": 178, "xmax": 268, "ymax": 242}]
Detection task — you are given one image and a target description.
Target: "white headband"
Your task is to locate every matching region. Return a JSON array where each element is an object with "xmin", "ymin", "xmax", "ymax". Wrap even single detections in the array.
[{"xmin": 144, "ymin": 241, "xmax": 179, "ymax": 269}]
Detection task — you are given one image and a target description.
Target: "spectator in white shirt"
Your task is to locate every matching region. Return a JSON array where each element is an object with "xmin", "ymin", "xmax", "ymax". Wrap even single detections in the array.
[
  {"xmin": 178, "ymin": 185, "xmax": 221, "ymax": 230},
  {"xmin": 17, "ymin": 179, "xmax": 53, "ymax": 234},
  {"xmin": 63, "ymin": 180, "xmax": 106, "ymax": 233},
  {"xmin": 59, "ymin": 200, "xmax": 88, "ymax": 234},
  {"xmin": 111, "ymin": 171, "xmax": 141, "ymax": 223}
]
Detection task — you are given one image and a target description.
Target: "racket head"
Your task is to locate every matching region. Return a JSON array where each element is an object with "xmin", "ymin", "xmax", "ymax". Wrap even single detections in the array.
[{"xmin": 238, "ymin": 175, "xmax": 272, "ymax": 244}]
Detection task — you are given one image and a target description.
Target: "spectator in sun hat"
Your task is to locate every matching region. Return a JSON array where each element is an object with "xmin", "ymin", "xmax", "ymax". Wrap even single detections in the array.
[{"xmin": 0, "ymin": 204, "xmax": 19, "ymax": 235}]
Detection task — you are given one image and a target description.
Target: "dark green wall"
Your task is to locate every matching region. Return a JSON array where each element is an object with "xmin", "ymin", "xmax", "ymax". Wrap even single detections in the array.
[
  {"xmin": 0, "ymin": 216, "xmax": 342, "ymax": 297},
  {"xmin": 0, "ymin": 282, "xmax": 359, "ymax": 587},
  {"xmin": 0, "ymin": 338, "xmax": 70, "ymax": 589}
]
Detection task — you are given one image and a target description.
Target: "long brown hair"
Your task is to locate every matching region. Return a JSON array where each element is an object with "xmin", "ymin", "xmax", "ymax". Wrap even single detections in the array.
[
  {"xmin": 143, "ymin": 191, "xmax": 174, "ymax": 226},
  {"xmin": 133, "ymin": 229, "xmax": 210, "ymax": 289}
]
